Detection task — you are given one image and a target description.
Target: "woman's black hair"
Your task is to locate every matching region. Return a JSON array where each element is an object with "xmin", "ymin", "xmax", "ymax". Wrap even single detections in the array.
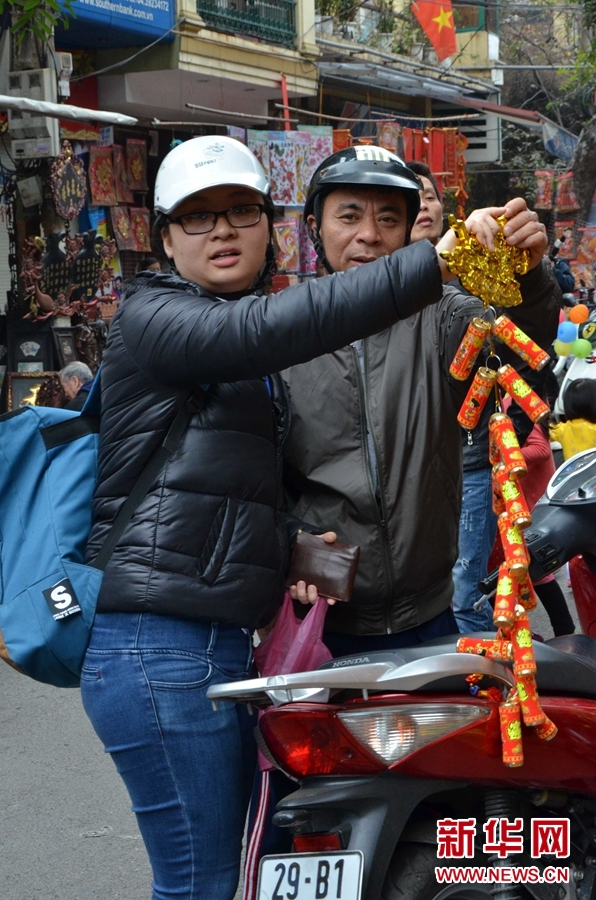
[
  {"xmin": 563, "ymin": 378, "xmax": 596, "ymax": 423},
  {"xmin": 151, "ymin": 212, "xmax": 170, "ymax": 263},
  {"xmin": 137, "ymin": 255, "xmax": 160, "ymax": 272},
  {"xmin": 405, "ymin": 160, "xmax": 442, "ymax": 202},
  {"xmin": 151, "ymin": 195, "xmax": 276, "ymax": 291}
]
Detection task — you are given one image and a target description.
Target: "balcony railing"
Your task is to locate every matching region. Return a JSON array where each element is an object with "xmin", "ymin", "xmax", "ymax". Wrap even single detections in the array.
[{"xmin": 196, "ymin": 0, "xmax": 296, "ymax": 46}]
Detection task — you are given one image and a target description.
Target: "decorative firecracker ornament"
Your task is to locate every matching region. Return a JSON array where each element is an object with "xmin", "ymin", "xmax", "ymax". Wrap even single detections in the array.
[
  {"xmin": 493, "ymin": 463, "xmax": 532, "ymax": 528},
  {"xmin": 457, "ymin": 367, "xmax": 498, "ymax": 429},
  {"xmin": 496, "ymin": 365, "xmax": 550, "ymax": 423},
  {"xmin": 492, "ymin": 315, "xmax": 550, "ymax": 371},
  {"xmin": 497, "ymin": 513, "xmax": 530, "ymax": 580},
  {"xmin": 489, "ymin": 414, "xmax": 527, "ymax": 477},
  {"xmin": 534, "ymin": 718, "xmax": 558, "ymax": 741},
  {"xmin": 492, "ymin": 469, "xmax": 507, "ymax": 515},
  {"xmin": 516, "ymin": 572, "xmax": 538, "ymax": 611},
  {"xmin": 457, "ymin": 636, "xmax": 513, "ymax": 660},
  {"xmin": 499, "ymin": 693, "xmax": 524, "ymax": 767},
  {"xmin": 489, "ymin": 429, "xmax": 501, "ymax": 466},
  {"xmin": 516, "ymin": 673, "xmax": 545, "ymax": 726},
  {"xmin": 448, "ymin": 211, "xmax": 556, "ymax": 767},
  {"xmin": 511, "ymin": 608, "xmax": 536, "ymax": 676},
  {"xmin": 493, "ymin": 563, "xmax": 517, "ymax": 627},
  {"xmin": 449, "ymin": 317, "xmax": 492, "ymax": 380}
]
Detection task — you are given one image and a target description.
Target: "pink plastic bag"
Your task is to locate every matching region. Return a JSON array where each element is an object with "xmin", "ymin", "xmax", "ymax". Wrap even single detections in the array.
[
  {"xmin": 253, "ymin": 591, "xmax": 332, "ymax": 771},
  {"xmin": 254, "ymin": 590, "xmax": 332, "ymax": 677}
]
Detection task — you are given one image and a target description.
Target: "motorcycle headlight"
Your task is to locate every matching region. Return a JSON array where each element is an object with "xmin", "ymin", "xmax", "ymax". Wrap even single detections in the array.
[
  {"xmin": 548, "ymin": 448, "xmax": 596, "ymax": 502},
  {"xmin": 337, "ymin": 704, "xmax": 490, "ymax": 764}
]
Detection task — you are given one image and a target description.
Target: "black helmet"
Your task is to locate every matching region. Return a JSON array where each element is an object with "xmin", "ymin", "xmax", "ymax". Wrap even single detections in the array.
[
  {"xmin": 304, "ymin": 146, "xmax": 423, "ymax": 273},
  {"xmin": 304, "ymin": 146, "xmax": 422, "ymax": 224}
]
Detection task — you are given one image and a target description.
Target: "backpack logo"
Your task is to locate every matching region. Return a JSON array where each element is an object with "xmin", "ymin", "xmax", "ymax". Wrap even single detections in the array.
[{"xmin": 42, "ymin": 579, "xmax": 82, "ymax": 621}]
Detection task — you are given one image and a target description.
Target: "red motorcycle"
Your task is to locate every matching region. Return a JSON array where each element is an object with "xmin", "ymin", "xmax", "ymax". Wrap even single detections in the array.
[{"xmin": 209, "ymin": 449, "xmax": 596, "ymax": 900}]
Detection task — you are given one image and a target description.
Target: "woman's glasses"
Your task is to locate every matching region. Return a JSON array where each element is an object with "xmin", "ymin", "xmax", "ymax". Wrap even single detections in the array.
[{"xmin": 169, "ymin": 204, "xmax": 265, "ymax": 235}]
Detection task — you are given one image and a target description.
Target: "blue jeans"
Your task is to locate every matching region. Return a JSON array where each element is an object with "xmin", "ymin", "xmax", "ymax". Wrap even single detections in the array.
[
  {"xmin": 81, "ymin": 613, "xmax": 253, "ymax": 900},
  {"xmin": 452, "ymin": 466, "xmax": 497, "ymax": 633}
]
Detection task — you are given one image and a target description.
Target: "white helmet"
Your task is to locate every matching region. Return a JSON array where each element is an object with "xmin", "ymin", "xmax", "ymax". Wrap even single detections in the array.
[{"xmin": 154, "ymin": 136, "xmax": 271, "ymax": 216}]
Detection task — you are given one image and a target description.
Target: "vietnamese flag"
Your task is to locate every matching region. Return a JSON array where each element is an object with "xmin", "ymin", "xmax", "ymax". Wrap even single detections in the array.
[{"xmin": 410, "ymin": 0, "xmax": 457, "ymax": 61}]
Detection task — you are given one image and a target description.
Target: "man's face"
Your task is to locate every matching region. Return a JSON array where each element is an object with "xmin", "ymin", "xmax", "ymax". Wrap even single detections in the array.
[
  {"xmin": 310, "ymin": 186, "xmax": 408, "ymax": 273},
  {"xmin": 60, "ymin": 376, "xmax": 80, "ymax": 400},
  {"xmin": 410, "ymin": 176, "xmax": 443, "ymax": 246}
]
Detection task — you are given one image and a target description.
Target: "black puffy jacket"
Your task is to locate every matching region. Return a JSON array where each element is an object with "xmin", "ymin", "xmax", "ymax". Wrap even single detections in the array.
[{"xmin": 86, "ymin": 242, "xmax": 443, "ymax": 629}]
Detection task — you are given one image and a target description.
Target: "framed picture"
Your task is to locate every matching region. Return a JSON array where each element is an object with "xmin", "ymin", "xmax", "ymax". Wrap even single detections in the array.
[
  {"xmin": 52, "ymin": 327, "xmax": 78, "ymax": 368},
  {"xmin": 6, "ymin": 372, "xmax": 57, "ymax": 411},
  {"xmin": 17, "ymin": 361, "xmax": 44, "ymax": 373},
  {"xmin": 7, "ymin": 315, "xmax": 54, "ymax": 371}
]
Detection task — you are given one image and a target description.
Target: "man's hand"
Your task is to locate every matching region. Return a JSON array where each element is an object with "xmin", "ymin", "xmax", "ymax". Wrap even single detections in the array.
[
  {"xmin": 501, "ymin": 197, "xmax": 547, "ymax": 270},
  {"xmin": 435, "ymin": 198, "xmax": 547, "ymax": 278},
  {"xmin": 289, "ymin": 531, "xmax": 338, "ymax": 606}
]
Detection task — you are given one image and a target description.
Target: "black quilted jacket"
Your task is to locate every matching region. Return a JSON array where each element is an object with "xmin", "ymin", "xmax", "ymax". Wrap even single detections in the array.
[{"xmin": 86, "ymin": 242, "xmax": 443, "ymax": 629}]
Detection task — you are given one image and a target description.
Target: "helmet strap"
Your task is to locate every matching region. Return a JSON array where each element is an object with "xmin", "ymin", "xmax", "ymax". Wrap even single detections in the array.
[{"xmin": 310, "ymin": 194, "xmax": 334, "ymax": 275}]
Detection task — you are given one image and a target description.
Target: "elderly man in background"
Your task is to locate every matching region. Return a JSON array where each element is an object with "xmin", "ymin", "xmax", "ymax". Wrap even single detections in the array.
[{"xmin": 59, "ymin": 361, "xmax": 94, "ymax": 411}]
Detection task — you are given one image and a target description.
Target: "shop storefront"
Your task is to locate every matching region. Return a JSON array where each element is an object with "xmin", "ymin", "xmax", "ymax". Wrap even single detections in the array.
[{"xmin": 0, "ymin": 121, "xmax": 166, "ymax": 412}]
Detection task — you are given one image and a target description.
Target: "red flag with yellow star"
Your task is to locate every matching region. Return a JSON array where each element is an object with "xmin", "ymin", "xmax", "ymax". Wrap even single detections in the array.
[{"xmin": 410, "ymin": 0, "xmax": 457, "ymax": 61}]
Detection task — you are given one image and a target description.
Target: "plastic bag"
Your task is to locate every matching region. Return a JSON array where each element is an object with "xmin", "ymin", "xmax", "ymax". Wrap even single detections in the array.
[
  {"xmin": 253, "ymin": 591, "xmax": 332, "ymax": 771},
  {"xmin": 254, "ymin": 590, "xmax": 332, "ymax": 677}
]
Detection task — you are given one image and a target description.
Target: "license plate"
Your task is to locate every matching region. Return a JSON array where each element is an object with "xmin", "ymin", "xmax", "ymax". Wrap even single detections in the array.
[{"xmin": 257, "ymin": 851, "xmax": 363, "ymax": 900}]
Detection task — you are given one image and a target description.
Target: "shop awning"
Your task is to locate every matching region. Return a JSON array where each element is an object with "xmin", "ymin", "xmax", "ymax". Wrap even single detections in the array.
[
  {"xmin": 0, "ymin": 94, "xmax": 138, "ymax": 126},
  {"xmin": 317, "ymin": 62, "xmax": 579, "ymax": 163},
  {"xmin": 318, "ymin": 61, "xmax": 479, "ymax": 103},
  {"xmin": 456, "ymin": 97, "xmax": 579, "ymax": 162}
]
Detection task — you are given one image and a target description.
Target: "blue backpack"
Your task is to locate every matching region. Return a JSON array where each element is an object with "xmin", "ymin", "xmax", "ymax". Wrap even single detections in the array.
[{"xmin": 0, "ymin": 380, "xmax": 193, "ymax": 688}]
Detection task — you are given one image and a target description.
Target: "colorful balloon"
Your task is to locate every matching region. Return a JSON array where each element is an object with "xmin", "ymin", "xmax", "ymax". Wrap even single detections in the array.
[
  {"xmin": 557, "ymin": 321, "xmax": 578, "ymax": 343},
  {"xmin": 569, "ymin": 304, "xmax": 590, "ymax": 324},
  {"xmin": 571, "ymin": 338, "xmax": 593, "ymax": 358},
  {"xmin": 554, "ymin": 340, "xmax": 573, "ymax": 356}
]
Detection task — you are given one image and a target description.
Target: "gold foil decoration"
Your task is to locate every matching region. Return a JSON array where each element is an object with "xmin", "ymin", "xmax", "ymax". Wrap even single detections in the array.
[{"xmin": 440, "ymin": 214, "xmax": 530, "ymax": 308}]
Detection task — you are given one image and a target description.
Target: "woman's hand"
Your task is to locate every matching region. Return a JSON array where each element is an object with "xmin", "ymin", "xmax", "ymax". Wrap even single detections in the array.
[{"xmin": 289, "ymin": 531, "xmax": 338, "ymax": 606}]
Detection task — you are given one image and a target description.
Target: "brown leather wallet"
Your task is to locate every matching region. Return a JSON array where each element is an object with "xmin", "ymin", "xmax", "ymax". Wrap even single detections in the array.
[{"xmin": 285, "ymin": 531, "xmax": 360, "ymax": 602}]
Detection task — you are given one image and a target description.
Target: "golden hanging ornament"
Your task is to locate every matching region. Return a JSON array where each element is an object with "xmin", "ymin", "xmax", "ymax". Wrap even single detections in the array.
[{"xmin": 440, "ymin": 214, "xmax": 530, "ymax": 308}]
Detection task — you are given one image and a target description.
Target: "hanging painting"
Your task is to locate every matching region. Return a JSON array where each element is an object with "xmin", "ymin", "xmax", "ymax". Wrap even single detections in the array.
[
  {"xmin": 89, "ymin": 146, "xmax": 117, "ymax": 207},
  {"xmin": 126, "ymin": 139, "xmax": 148, "ymax": 192},
  {"xmin": 50, "ymin": 141, "xmax": 87, "ymax": 222}
]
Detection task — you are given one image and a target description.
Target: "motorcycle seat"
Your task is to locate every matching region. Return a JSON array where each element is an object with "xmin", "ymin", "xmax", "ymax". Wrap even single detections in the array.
[{"xmin": 318, "ymin": 633, "xmax": 596, "ymax": 698}]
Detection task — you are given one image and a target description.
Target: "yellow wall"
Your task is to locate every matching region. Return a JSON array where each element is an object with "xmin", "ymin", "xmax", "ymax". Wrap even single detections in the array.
[
  {"xmin": 96, "ymin": 0, "xmax": 319, "ymax": 98},
  {"xmin": 176, "ymin": 0, "xmax": 318, "ymax": 96},
  {"xmin": 454, "ymin": 31, "xmax": 494, "ymax": 74}
]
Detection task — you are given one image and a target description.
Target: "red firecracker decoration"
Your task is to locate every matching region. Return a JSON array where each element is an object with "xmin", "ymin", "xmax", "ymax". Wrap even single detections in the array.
[{"xmin": 452, "ymin": 302, "xmax": 556, "ymax": 766}]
